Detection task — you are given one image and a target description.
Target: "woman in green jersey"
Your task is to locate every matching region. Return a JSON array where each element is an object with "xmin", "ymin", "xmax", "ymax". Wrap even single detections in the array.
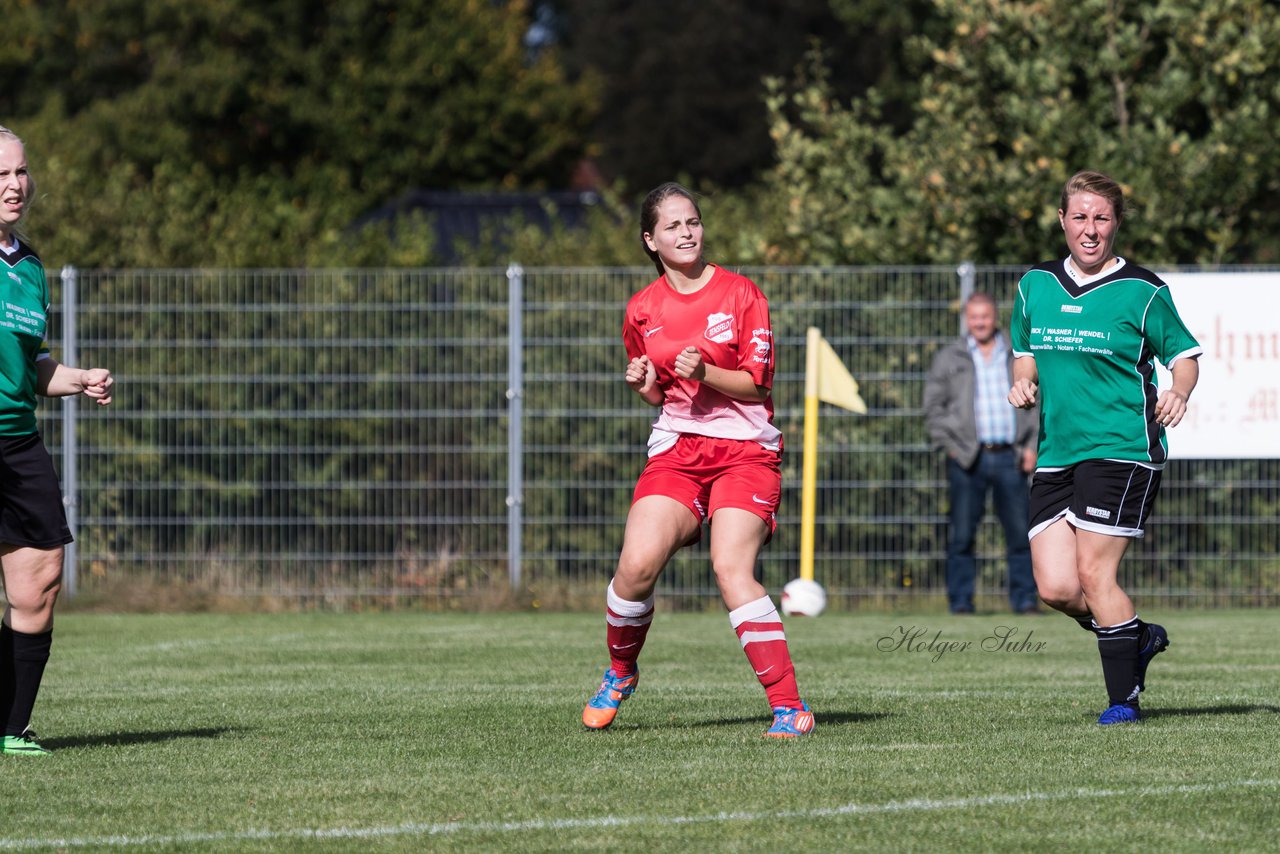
[
  {"xmin": 0, "ymin": 126, "xmax": 114, "ymax": 756},
  {"xmin": 1007, "ymin": 171, "xmax": 1201, "ymax": 726}
]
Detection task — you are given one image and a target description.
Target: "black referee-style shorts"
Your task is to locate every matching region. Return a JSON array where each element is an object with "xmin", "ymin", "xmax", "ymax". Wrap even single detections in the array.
[
  {"xmin": 1028, "ymin": 459, "xmax": 1162, "ymax": 540},
  {"xmin": 0, "ymin": 432, "xmax": 74, "ymax": 549}
]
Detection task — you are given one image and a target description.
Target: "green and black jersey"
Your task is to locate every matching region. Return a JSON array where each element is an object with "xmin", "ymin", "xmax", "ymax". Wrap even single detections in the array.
[
  {"xmin": 0, "ymin": 239, "xmax": 52, "ymax": 437},
  {"xmin": 1011, "ymin": 258, "xmax": 1201, "ymax": 469}
]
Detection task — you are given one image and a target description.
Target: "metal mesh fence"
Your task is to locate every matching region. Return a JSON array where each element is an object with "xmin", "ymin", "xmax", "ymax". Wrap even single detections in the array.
[{"xmin": 37, "ymin": 266, "xmax": 1280, "ymax": 607}]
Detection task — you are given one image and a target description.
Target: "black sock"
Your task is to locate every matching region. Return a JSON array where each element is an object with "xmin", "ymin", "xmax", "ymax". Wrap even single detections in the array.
[
  {"xmin": 3, "ymin": 626, "xmax": 52, "ymax": 736},
  {"xmin": 1074, "ymin": 614, "xmax": 1098, "ymax": 634},
  {"xmin": 1096, "ymin": 617, "xmax": 1141, "ymax": 707},
  {"xmin": 0, "ymin": 624, "xmax": 13, "ymax": 734}
]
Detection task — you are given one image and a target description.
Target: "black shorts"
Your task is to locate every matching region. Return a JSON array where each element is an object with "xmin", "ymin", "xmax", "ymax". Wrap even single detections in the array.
[
  {"xmin": 1028, "ymin": 460, "xmax": 1162, "ymax": 540},
  {"xmin": 0, "ymin": 432, "xmax": 73, "ymax": 549}
]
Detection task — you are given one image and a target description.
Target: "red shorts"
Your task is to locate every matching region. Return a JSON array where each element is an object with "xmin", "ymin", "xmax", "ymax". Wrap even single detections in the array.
[{"xmin": 633, "ymin": 434, "xmax": 782, "ymax": 540}]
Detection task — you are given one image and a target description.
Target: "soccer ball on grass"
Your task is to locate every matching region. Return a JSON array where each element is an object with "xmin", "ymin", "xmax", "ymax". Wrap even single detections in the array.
[{"xmin": 780, "ymin": 578, "xmax": 827, "ymax": 617}]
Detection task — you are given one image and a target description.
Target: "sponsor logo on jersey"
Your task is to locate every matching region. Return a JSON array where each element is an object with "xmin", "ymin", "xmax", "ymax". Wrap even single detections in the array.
[
  {"xmin": 1061, "ymin": 304, "xmax": 1083, "ymax": 314},
  {"xmin": 750, "ymin": 328, "xmax": 772, "ymax": 356},
  {"xmin": 643, "ymin": 325, "xmax": 663, "ymax": 338},
  {"xmin": 750, "ymin": 329, "xmax": 772, "ymax": 364},
  {"xmin": 704, "ymin": 312, "xmax": 734, "ymax": 343},
  {"xmin": 1085, "ymin": 506, "xmax": 1112, "ymax": 519}
]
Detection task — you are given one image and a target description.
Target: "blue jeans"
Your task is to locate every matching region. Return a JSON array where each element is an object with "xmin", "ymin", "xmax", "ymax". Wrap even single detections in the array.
[{"xmin": 945, "ymin": 449, "xmax": 1036, "ymax": 612}]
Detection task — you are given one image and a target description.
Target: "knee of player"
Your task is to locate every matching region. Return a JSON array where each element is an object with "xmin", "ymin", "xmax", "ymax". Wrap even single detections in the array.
[
  {"xmin": 614, "ymin": 553, "xmax": 667, "ymax": 589},
  {"xmin": 5, "ymin": 586, "xmax": 60, "ymax": 618},
  {"xmin": 1075, "ymin": 560, "xmax": 1124, "ymax": 595},
  {"xmin": 709, "ymin": 557, "xmax": 759, "ymax": 588},
  {"xmin": 1035, "ymin": 581, "xmax": 1083, "ymax": 611}
]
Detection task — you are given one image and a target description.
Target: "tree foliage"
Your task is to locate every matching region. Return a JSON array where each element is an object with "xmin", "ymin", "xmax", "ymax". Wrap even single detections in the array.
[
  {"xmin": 1, "ymin": 0, "xmax": 598, "ymax": 267},
  {"xmin": 550, "ymin": 0, "xmax": 879, "ymax": 191},
  {"xmin": 2, "ymin": 0, "xmax": 1277, "ymax": 269},
  {"xmin": 762, "ymin": 0, "xmax": 1280, "ymax": 265}
]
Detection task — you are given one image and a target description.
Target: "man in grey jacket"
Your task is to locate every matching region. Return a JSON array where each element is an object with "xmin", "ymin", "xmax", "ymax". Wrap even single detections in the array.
[{"xmin": 924, "ymin": 292, "xmax": 1039, "ymax": 614}]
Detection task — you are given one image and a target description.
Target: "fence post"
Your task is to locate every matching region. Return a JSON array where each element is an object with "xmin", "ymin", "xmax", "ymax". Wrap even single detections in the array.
[
  {"xmin": 505, "ymin": 263, "xmax": 524, "ymax": 590},
  {"xmin": 956, "ymin": 260, "xmax": 976, "ymax": 334},
  {"xmin": 60, "ymin": 265, "xmax": 79, "ymax": 598}
]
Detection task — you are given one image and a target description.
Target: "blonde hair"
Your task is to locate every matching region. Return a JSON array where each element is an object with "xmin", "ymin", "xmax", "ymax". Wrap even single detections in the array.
[{"xmin": 1060, "ymin": 170, "xmax": 1123, "ymax": 222}]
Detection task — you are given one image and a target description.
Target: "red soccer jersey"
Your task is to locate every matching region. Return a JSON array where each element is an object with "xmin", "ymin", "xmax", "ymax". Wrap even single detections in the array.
[{"xmin": 622, "ymin": 266, "xmax": 781, "ymax": 456}]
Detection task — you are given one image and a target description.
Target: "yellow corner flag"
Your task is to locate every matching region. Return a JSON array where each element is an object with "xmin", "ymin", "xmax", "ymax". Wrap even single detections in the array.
[
  {"xmin": 810, "ymin": 329, "xmax": 867, "ymax": 414},
  {"xmin": 800, "ymin": 328, "xmax": 866, "ymax": 582}
]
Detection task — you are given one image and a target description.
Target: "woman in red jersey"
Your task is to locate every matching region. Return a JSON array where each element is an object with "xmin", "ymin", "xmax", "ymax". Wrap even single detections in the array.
[
  {"xmin": 0, "ymin": 127, "xmax": 114, "ymax": 756},
  {"xmin": 581, "ymin": 182, "xmax": 813, "ymax": 738}
]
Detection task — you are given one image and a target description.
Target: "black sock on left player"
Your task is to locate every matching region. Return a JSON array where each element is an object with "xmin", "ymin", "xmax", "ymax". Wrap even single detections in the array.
[
  {"xmin": 0, "ymin": 624, "xmax": 12, "ymax": 733},
  {"xmin": 2, "ymin": 625, "xmax": 52, "ymax": 736}
]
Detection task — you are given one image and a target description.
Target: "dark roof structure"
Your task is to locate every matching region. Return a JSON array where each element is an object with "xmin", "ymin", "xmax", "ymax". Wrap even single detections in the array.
[{"xmin": 353, "ymin": 189, "xmax": 604, "ymax": 262}]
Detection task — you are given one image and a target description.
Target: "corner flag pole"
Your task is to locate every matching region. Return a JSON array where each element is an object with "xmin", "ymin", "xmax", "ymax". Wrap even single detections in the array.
[
  {"xmin": 799, "ymin": 327, "xmax": 867, "ymax": 584},
  {"xmin": 800, "ymin": 328, "xmax": 823, "ymax": 582}
]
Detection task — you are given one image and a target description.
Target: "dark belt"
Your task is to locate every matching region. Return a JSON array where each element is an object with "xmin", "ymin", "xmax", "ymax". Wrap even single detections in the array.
[{"xmin": 980, "ymin": 442, "xmax": 1013, "ymax": 452}]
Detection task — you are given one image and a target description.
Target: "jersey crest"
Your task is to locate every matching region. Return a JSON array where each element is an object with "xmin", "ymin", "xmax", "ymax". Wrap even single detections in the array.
[{"xmin": 704, "ymin": 312, "xmax": 734, "ymax": 343}]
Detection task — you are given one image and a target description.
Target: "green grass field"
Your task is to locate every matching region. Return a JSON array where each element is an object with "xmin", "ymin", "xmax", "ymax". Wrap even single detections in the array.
[{"xmin": 2, "ymin": 609, "xmax": 1276, "ymax": 852}]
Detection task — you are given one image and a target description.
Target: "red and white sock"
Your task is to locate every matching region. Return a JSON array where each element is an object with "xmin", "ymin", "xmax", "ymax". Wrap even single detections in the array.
[
  {"xmin": 729, "ymin": 596, "xmax": 801, "ymax": 709},
  {"xmin": 605, "ymin": 581, "xmax": 653, "ymax": 677}
]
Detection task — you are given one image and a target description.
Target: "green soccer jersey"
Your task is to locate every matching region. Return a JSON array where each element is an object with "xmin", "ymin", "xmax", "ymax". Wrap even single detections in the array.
[
  {"xmin": 1011, "ymin": 258, "xmax": 1201, "ymax": 468},
  {"xmin": 0, "ymin": 240, "xmax": 52, "ymax": 437}
]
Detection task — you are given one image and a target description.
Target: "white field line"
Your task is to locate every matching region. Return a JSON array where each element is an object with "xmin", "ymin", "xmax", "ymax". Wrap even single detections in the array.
[{"xmin": 1, "ymin": 778, "xmax": 1276, "ymax": 850}]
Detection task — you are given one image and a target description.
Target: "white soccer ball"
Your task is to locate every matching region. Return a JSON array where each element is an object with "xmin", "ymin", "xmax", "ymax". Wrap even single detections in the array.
[{"xmin": 781, "ymin": 578, "xmax": 827, "ymax": 617}]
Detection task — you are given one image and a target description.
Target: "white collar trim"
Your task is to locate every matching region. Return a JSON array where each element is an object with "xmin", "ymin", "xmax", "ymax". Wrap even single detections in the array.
[{"xmin": 1064, "ymin": 255, "xmax": 1125, "ymax": 286}]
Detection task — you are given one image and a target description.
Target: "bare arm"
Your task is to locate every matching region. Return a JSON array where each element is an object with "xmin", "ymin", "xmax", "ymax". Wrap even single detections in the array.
[
  {"xmin": 673, "ymin": 346, "xmax": 768, "ymax": 403},
  {"xmin": 1154, "ymin": 356, "xmax": 1200, "ymax": 428},
  {"xmin": 35, "ymin": 358, "xmax": 114, "ymax": 405},
  {"xmin": 1007, "ymin": 355, "xmax": 1038, "ymax": 409}
]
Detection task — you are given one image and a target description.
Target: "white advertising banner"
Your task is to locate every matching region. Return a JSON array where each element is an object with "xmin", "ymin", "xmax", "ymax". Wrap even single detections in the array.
[{"xmin": 1160, "ymin": 272, "xmax": 1280, "ymax": 459}]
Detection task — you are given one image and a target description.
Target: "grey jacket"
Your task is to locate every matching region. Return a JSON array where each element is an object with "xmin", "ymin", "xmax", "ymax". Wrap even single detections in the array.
[{"xmin": 923, "ymin": 336, "xmax": 1038, "ymax": 469}]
